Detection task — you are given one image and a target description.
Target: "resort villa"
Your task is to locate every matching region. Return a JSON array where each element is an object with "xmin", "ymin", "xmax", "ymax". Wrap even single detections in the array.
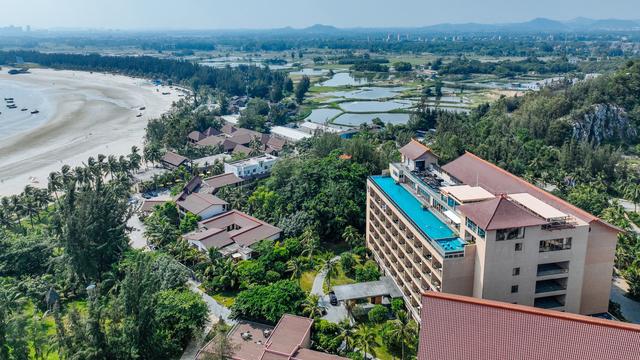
[
  {"xmin": 185, "ymin": 209, "xmax": 281, "ymax": 259},
  {"xmin": 366, "ymin": 140, "xmax": 620, "ymax": 320},
  {"xmin": 224, "ymin": 154, "xmax": 279, "ymax": 179},
  {"xmin": 417, "ymin": 292, "xmax": 640, "ymax": 360}
]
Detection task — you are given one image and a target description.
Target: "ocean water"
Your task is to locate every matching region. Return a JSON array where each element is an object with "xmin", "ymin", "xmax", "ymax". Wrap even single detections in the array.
[{"xmin": 0, "ymin": 79, "xmax": 50, "ymax": 140}]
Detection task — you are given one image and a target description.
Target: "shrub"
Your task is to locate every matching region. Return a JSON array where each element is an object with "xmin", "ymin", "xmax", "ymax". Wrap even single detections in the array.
[{"xmin": 368, "ymin": 304, "xmax": 389, "ymax": 323}]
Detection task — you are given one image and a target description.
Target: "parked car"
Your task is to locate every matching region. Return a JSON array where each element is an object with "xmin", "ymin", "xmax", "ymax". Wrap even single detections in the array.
[
  {"xmin": 329, "ymin": 291, "xmax": 338, "ymax": 306},
  {"xmin": 141, "ymin": 193, "xmax": 152, "ymax": 199}
]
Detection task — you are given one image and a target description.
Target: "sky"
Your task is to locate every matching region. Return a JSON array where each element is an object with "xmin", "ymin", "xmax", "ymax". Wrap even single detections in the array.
[{"xmin": 1, "ymin": 0, "xmax": 639, "ymax": 30}]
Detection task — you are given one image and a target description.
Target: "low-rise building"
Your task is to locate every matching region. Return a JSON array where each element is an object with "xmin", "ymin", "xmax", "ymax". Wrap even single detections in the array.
[
  {"xmin": 417, "ymin": 292, "xmax": 640, "ymax": 360},
  {"xmin": 185, "ymin": 209, "xmax": 281, "ymax": 259},
  {"xmin": 270, "ymin": 126, "xmax": 313, "ymax": 143},
  {"xmin": 367, "ymin": 140, "xmax": 620, "ymax": 320},
  {"xmin": 203, "ymin": 173, "xmax": 244, "ymax": 193},
  {"xmin": 197, "ymin": 314, "xmax": 347, "ymax": 360},
  {"xmin": 174, "ymin": 177, "xmax": 228, "ymax": 219},
  {"xmin": 160, "ymin": 151, "xmax": 190, "ymax": 170},
  {"xmin": 224, "ymin": 154, "xmax": 278, "ymax": 179}
]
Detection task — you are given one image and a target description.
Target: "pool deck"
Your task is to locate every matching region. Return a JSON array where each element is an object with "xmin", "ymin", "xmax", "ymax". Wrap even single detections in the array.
[{"xmin": 370, "ymin": 175, "xmax": 465, "ymax": 254}]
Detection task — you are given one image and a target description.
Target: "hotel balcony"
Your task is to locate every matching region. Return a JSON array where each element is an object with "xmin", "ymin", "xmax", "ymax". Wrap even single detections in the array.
[
  {"xmin": 534, "ymin": 295, "xmax": 565, "ymax": 310},
  {"xmin": 537, "ymin": 262, "xmax": 570, "ymax": 277},
  {"xmin": 535, "ymin": 278, "xmax": 568, "ymax": 295}
]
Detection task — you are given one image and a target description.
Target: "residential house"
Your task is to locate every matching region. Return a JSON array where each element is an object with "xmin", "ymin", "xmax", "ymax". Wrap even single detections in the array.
[
  {"xmin": 174, "ymin": 177, "xmax": 228, "ymax": 220},
  {"xmin": 160, "ymin": 151, "xmax": 190, "ymax": 170},
  {"xmin": 185, "ymin": 209, "xmax": 281, "ymax": 259},
  {"xmin": 224, "ymin": 155, "xmax": 279, "ymax": 179},
  {"xmin": 203, "ymin": 173, "xmax": 244, "ymax": 193}
]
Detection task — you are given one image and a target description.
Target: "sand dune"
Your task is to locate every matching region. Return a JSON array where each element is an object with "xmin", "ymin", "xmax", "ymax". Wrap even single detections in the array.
[{"xmin": 0, "ymin": 69, "xmax": 181, "ymax": 196}]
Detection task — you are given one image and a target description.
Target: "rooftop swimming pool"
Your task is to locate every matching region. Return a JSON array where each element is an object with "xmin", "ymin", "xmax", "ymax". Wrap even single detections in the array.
[{"xmin": 370, "ymin": 175, "xmax": 466, "ymax": 254}]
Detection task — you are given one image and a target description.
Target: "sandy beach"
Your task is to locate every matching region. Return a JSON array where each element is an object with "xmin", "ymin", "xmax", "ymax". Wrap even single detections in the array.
[{"xmin": 0, "ymin": 68, "xmax": 181, "ymax": 196}]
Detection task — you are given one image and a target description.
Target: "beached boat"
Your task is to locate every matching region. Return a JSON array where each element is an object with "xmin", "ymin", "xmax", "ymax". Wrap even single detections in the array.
[
  {"xmin": 21, "ymin": 108, "xmax": 28, "ymax": 111},
  {"xmin": 30, "ymin": 110, "xmax": 39, "ymax": 114},
  {"xmin": 4, "ymin": 97, "xmax": 14, "ymax": 101},
  {"xmin": 136, "ymin": 113, "xmax": 143, "ymax": 117},
  {"xmin": 139, "ymin": 106, "xmax": 146, "ymax": 110}
]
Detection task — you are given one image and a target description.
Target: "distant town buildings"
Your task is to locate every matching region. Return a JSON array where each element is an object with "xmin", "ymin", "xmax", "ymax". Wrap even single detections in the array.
[
  {"xmin": 367, "ymin": 140, "xmax": 620, "ymax": 320},
  {"xmin": 417, "ymin": 292, "xmax": 640, "ymax": 360}
]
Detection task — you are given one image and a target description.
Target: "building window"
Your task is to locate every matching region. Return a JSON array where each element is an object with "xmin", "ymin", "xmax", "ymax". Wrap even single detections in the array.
[
  {"xmin": 496, "ymin": 227, "xmax": 525, "ymax": 241},
  {"xmin": 539, "ymin": 238, "xmax": 572, "ymax": 252},
  {"xmin": 477, "ymin": 227, "xmax": 486, "ymax": 238},
  {"xmin": 515, "ymin": 243, "xmax": 523, "ymax": 251},
  {"xmin": 511, "ymin": 285, "xmax": 519, "ymax": 293},
  {"xmin": 466, "ymin": 218, "xmax": 478, "ymax": 232},
  {"xmin": 513, "ymin": 267, "xmax": 520, "ymax": 276}
]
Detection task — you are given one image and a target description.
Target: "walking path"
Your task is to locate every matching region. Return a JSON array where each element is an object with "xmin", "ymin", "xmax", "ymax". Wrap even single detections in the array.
[
  {"xmin": 180, "ymin": 280, "xmax": 235, "ymax": 360},
  {"xmin": 611, "ymin": 276, "xmax": 640, "ymax": 324},
  {"xmin": 312, "ymin": 256, "xmax": 348, "ymax": 323}
]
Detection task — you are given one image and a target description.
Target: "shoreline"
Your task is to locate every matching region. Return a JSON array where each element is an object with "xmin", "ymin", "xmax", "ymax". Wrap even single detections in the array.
[{"xmin": 0, "ymin": 68, "xmax": 182, "ymax": 196}]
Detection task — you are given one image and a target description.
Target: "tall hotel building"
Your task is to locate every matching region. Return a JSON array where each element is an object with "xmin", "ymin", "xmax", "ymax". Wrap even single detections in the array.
[{"xmin": 366, "ymin": 140, "xmax": 620, "ymax": 320}]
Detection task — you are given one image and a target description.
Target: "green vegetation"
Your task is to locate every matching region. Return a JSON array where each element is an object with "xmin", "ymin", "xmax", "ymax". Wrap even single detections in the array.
[{"xmin": 439, "ymin": 56, "xmax": 578, "ymax": 76}]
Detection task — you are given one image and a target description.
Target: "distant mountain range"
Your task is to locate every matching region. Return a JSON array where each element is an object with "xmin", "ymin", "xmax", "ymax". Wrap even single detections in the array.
[{"xmin": 276, "ymin": 18, "xmax": 640, "ymax": 34}]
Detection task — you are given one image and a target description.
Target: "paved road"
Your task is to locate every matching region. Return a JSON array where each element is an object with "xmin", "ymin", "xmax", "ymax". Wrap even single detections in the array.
[
  {"xmin": 180, "ymin": 280, "xmax": 236, "ymax": 360},
  {"xmin": 312, "ymin": 256, "xmax": 348, "ymax": 323},
  {"xmin": 127, "ymin": 213, "xmax": 147, "ymax": 250},
  {"xmin": 611, "ymin": 276, "xmax": 640, "ymax": 324}
]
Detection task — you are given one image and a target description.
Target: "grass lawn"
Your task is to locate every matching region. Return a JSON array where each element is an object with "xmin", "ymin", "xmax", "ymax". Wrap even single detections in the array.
[
  {"xmin": 299, "ymin": 270, "xmax": 317, "ymax": 293},
  {"xmin": 323, "ymin": 262, "xmax": 356, "ymax": 292},
  {"xmin": 371, "ymin": 323, "xmax": 395, "ymax": 360},
  {"xmin": 211, "ymin": 290, "xmax": 239, "ymax": 308}
]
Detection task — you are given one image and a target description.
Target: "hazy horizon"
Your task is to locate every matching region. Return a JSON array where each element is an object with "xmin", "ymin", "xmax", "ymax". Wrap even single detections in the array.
[{"xmin": 1, "ymin": 0, "xmax": 639, "ymax": 31}]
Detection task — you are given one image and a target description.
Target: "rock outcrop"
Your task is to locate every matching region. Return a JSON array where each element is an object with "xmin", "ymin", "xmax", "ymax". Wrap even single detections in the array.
[{"xmin": 571, "ymin": 104, "xmax": 637, "ymax": 144}]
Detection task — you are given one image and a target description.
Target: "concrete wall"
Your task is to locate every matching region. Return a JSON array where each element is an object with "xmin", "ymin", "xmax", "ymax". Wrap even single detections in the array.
[{"xmin": 580, "ymin": 221, "xmax": 619, "ymax": 315}]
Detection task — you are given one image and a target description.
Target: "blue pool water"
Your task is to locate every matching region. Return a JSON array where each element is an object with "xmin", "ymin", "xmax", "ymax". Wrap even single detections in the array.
[{"xmin": 371, "ymin": 175, "xmax": 466, "ymax": 254}]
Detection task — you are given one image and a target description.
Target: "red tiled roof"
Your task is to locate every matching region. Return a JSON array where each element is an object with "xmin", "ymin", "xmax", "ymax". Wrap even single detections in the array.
[
  {"xmin": 199, "ymin": 210, "xmax": 281, "ymax": 248},
  {"xmin": 196, "ymin": 135, "xmax": 226, "ymax": 147},
  {"xmin": 233, "ymin": 144, "xmax": 254, "ymax": 156},
  {"xmin": 418, "ymin": 292, "xmax": 640, "ymax": 360},
  {"xmin": 399, "ymin": 139, "xmax": 433, "ymax": 161},
  {"xmin": 457, "ymin": 195, "xmax": 548, "ymax": 230},
  {"xmin": 175, "ymin": 192, "xmax": 227, "ymax": 215},
  {"xmin": 441, "ymin": 152, "xmax": 620, "ymax": 232}
]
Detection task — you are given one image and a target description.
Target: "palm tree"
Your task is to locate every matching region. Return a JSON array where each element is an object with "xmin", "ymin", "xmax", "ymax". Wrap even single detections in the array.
[
  {"xmin": 356, "ymin": 324, "xmax": 378, "ymax": 359},
  {"xmin": 342, "ymin": 225, "xmax": 363, "ymax": 249},
  {"xmin": 107, "ymin": 155, "xmax": 119, "ymax": 180},
  {"xmin": 300, "ymin": 227, "xmax": 320, "ymax": 259},
  {"xmin": 301, "ymin": 294, "xmax": 324, "ymax": 319},
  {"xmin": 317, "ymin": 254, "xmax": 339, "ymax": 289},
  {"xmin": 128, "ymin": 146, "xmax": 142, "ymax": 173},
  {"xmin": 336, "ymin": 320, "xmax": 357, "ymax": 354},
  {"xmin": 248, "ymin": 136, "xmax": 263, "ymax": 156},
  {"xmin": 626, "ymin": 183, "xmax": 640, "ymax": 212},
  {"xmin": 286, "ymin": 257, "xmax": 305, "ymax": 280},
  {"xmin": 22, "ymin": 185, "xmax": 38, "ymax": 228},
  {"xmin": 48, "ymin": 171, "xmax": 62, "ymax": 206},
  {"xmin": 143, "ymin": 144, "xmax": 162, "ymax": 167},
  {"xmin": 387, "ymin": 310, "xmax": 417, "ymax": 360}
]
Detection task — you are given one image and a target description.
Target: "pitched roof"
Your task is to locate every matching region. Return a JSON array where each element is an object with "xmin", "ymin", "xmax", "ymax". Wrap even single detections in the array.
[
  {"xmin": 196, "ymin": 135, "xmax": 226, "ymax": 148},
  {"xmin": 266, "ymin": 136, "xmax": 286, "ymax": 151},
  {"xmin": 184, "ymin": 227, "xmax": 234, "ymax": 249},
  {"xmin": 418, "ymin": 292, "xmax": 640, "ymax": 360},
  {"xmin": 183, "ymin": 176, "xmax": 203, "ymax": 194},
  {"xmin": 161, "ymin": 151, "xmax": 189, "ymax": 167},
  {"xmin": 139, "ymin": 199, "xmax": 168, "ymax": 213},
  {"xmin": 203, "ymin": 173, "xmax": 243, "ymax": 191},
  {"xmin": 221, "ymin": 123, "xmax": 238, "ymax": 135},
  {"xmin": 175, "ymin": 192, "xmax": 227, "ymax": 216},
  {"xmin": 229, "ymin": 129, "xmax": 265, "ymax": 146},
  {"xmin": 199, "ymin": 210, "xmax": 281, "ymax": 248},
  {"xmin": 399, "ymin": 139, "xmax": 433, "ymax": 161},
  {"xmin": 457, "ymin": 195, "xmax": 548, "ymax": 230},
  {"xmin": 441, "ymin": 152, "xmax": 619, "ymax": 232},
  {"xmin": 233, "ymin": 144, "xmax": 254, "ymax": 156},
  {"xmin": 203, "ymin": 127, "xmax": 222, "ymax": 137},
  {"xmin": 188, "ymin": 131, "xmax": 205, "ymax": 142}
]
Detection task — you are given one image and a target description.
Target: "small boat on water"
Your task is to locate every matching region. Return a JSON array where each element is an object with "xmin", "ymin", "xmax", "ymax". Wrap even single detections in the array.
[
  {"xmin": 139, "ymin": 106, "xmax": 146, "ymax": 110},
  {"xmin": 31, "ymin": 110, "xmax": 39, "ymax": 114},
  {"xmin": 7, "ymin": 105, "xmax": 17, "ymax": 109},
  {"xmin": 4, "ymin": 97, "xmax": 14, "ymax": 101},
  {"xmin": 21, "ymin": 108, "xmax": 28, "ymax": 111},
  {"xmin": 136, "ymin": 113, "xmax": 143, "ymax": 118}
]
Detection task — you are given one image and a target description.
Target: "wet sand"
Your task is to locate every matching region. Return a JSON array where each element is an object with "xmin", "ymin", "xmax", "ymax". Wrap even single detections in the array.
[{"xmin": 0, "ymin": 69, "xmax": 181, "ymax": 196}]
